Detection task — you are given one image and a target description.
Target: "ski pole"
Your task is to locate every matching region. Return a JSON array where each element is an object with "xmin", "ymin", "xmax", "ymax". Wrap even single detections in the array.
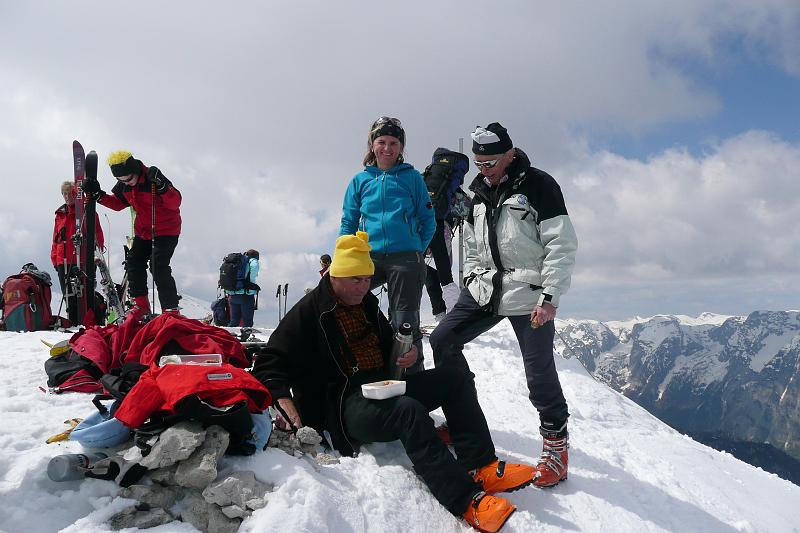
[
  {"xmin": 276, "ymin": 284, "xmax": 282, "ymax": 322},
  {"xmin": 150, "ymin": 181, "xmax": 156, "ymax": 313},
  {"xmin": 283, "ymin": 283, "xmax": 288, "ymax": 317}
]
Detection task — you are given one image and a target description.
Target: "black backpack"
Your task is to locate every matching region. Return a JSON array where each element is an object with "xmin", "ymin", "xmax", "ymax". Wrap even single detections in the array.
[
  {"xmin": 219, "ymin": 253, "xmax": 250, "ymax": 291},
  {"xmin": 422, "ymin": 148, "xmax": 469, "ymax": 220}
]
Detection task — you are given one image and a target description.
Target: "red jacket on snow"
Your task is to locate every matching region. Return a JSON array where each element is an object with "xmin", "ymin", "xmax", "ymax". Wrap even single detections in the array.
[
  {"xmin": 114, "ymin": 363, "xmax": 271, "ymax": 429},
  {"xmin": 123, "ymin": 313, "xmax": 250, "ymax": 368},
  {"xmin": 98, "ymin": 165, "xmax": 182, "ymax": 239},
  {"xmin": 51, "ymin": 204, "xmax": 105, "ymax": 267}
]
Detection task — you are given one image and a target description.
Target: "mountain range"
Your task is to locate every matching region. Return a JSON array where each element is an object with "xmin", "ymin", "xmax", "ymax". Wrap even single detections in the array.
[{"xmin": 556, "ymin": 310, "xmax": 800, "ymax": 482}]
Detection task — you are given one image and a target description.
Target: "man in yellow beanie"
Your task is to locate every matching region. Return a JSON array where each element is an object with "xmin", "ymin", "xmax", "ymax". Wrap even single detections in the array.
[{"xmin": 252, "ymin": 232, "xmax": 534, "ymax": 532}]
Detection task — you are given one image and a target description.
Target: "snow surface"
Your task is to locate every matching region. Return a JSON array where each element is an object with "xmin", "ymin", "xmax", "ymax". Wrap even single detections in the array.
[{"xmin": 2, "ymin": 319, "xmax": 799, "ymax": 532}]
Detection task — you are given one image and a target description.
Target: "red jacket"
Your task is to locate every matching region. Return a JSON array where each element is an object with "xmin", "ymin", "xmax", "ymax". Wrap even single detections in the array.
[
  {"xmin": 114, "ymin": 363, "xmax": 271, "ymax": 428},
  {"xmin": 51, "ymin": 204, "xmax": 105, "ymax": 267},
  {"xmin": 123, "ymin": 313, "xmax": 250, "ymax": 368},
  {"xmin": 98, "ymin": 165, "xmax": 182, "ymax": 239}
]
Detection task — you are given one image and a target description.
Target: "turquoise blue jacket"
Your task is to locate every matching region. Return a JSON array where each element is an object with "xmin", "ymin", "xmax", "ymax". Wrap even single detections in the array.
[
  {"xmin": 225, "ymin": 257, "xmax": 260, "ymax": 296},
  {"xmin": 339, "ymin": 163, "xmax": 436, "ymax": 254}
]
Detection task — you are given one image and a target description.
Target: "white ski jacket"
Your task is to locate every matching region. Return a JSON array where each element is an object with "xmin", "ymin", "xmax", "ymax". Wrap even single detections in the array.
[{"xmin": 463, "ymin": 149, "xmax": 577, "ymax": 316}]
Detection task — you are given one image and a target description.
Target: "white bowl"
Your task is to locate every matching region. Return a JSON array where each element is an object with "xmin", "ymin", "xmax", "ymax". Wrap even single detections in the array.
[{"xmin": 361, "ymin": 380, "xmax": 407, "ymax": 400}]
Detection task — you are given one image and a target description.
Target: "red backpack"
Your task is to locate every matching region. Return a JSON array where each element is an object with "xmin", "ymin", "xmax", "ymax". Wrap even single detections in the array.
[{"xmin": 1, "ymin": 264, "xmax": 54, "ymax": 331}]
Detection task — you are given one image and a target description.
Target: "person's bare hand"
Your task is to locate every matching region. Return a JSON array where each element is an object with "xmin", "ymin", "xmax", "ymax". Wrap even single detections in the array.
[
  {"xmin": 274, "ymin": 397, "xmax": 303, "ymax": 431},
  {"xmin": 531, "ymin": 302, "xmax": 557, "ymax": 327},
  {"xmin": 395, "ymin": 345, "xmax": 418, "ymax": 368}
]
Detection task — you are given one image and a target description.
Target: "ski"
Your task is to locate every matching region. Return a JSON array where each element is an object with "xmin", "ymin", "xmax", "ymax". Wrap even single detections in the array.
[
  {"xmin": 71, "ymin": 141, "xmax": 87, "ymax": 324},
  {"xmin": 95, "ymin": 251, "xmax": 125, "ymax": 324},
  {"xmin": 83, "ymin": 150, "xmax": 99, "ymax": 325}
]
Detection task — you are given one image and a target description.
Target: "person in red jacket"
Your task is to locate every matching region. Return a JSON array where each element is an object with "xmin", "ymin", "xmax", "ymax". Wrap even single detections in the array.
[
  {"xmin": 51, "ymin": 180, "xmax": 105, "ymax": 324},
  {"xmin": 83, "ymin": 150, "xmax": 182, "ymax": 315}
]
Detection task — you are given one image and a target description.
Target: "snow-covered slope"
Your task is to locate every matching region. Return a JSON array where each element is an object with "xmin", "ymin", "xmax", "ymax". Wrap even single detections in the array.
[{"xmin": 1, "ymin": 320, "xmax": 798, "ymax": 532}]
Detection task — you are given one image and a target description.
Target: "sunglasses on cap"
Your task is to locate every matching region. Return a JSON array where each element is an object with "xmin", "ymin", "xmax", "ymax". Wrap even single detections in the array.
[
  {"xmin": 372, "ymin": 116, "xmax": 402, "ymax": 128},
  {"xmin": 473, "ymin": 158, "xmax": 502, "ymax": 170}
]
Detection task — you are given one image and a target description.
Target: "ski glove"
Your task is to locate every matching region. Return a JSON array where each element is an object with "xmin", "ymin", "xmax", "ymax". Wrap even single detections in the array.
[
  {"xmin": 147, "ymin": 166, "xmax": 170, "ymax": 194},
  {"xmin": 82, "ymin": 178, "xmax": 101, "ymax": 195}
]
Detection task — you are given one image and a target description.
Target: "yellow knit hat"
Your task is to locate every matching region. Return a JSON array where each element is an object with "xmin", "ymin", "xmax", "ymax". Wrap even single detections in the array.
[{"xmin": 329, "ymin": 231, "xmax": 374, "ymax": 277}]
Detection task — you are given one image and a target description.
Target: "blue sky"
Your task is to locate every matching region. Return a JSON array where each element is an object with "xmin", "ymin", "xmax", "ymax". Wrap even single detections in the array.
[
  {"xmin": 0, "ymin": 1, "xmax": 798, "ymax": 323},
  {"xmin": 605, "ymin": 57, "xmax": 800, "ymax": 160}
]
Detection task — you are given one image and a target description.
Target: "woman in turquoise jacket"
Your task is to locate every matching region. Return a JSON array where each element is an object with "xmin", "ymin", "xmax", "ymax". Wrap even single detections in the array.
[
  {"xmin": 339, "ymin": 117, "xmax": 436, "ymax": 372},
  {"xmin": 225, "ymin": 249, "xmax": 260, "ymax": 328}
]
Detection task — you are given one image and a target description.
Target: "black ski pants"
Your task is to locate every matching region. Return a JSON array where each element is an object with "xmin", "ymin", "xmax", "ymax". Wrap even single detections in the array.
[
  {"xmin": 370, "ymin": 251, "xmax": 426, "ymax": 374},
  {"xmin": 429, "ymin": 288, "xmax": 569, "ymax": 427},
  {"xmin": 428, "ymin": 219, "xmax": 454, "ymax": 286},
  {"xmin": 424, "ymin": 265, "xmax": 446, "ymax": 316},
  {"xmin": 342, "ymin": 365, "xmax": 492, "ymax": 516},
  {"xmin": 127, "ymin": 235, "xmax": 180, "ymax": 310},
  {"xmin": 55, "ymin": 264, "xmax": 79, "ymax": 324}
]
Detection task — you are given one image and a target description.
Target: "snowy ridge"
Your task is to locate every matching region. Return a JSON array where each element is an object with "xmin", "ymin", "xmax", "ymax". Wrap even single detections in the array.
[{"xmin": 1, "ymin": 319, "xmax": 798, "ymax": 532}]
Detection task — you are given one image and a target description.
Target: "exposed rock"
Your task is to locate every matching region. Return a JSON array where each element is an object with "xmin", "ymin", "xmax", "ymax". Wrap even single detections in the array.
[
  {"xmin": 108, "ymin": 504, "xmax": 174, "ymax": 530},
  {"xmin": 175, "ymin": 425, "xmax": 229, "ymax": 489},
  {"xmin": 179, "ymin": 491, "xmax": 210, "ymax": 532},
  {"xmin": 221, "ymin": 504, "xmax": 248, "ymax": 519},
  {"xmin": 139, "ymin": 421, "xmax": 206, "ymax": 470},
  {"xmin": 203, "ymin": 470, "xmax": 273, "ymax": 509},
  {"xmin": 120, "ymin": 484, "xmax": 183, "ymax": 510},
  {"xmin": 207, "ymin": 503, "xmax": 242, "ymax": 533},
  {"xmin": 149, "ymin": 463, "xmax": 178, "ymax": 486}
]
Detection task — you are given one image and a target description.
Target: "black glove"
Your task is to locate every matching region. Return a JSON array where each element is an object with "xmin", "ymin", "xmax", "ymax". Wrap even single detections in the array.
[
  {"xmin": 147, "ymin": 166, "xmax": 169, "ymax": 194},
  {"xmin": 82, "ymin": 178, "xmax": 102, "ymax": 195}
]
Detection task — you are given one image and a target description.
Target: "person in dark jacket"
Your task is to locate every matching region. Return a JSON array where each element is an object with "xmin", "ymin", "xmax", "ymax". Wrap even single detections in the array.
[
  {"xmin": 83, "ymin": 150, "xmax": 182, "ymax": 315},
  {"xmin": 51, "ymin": 180, "xmax": 105, "ymax": 324},
  {"xmin": 251, "ymin": 231, "xmax": 533, "ymax": 532}
]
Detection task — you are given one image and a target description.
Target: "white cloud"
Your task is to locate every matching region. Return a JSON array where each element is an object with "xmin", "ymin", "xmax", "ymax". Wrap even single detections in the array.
[
  {"xmin": 560, "ymin": 130, "xmax": 800, "ymax": 286},
  {"xmin": 0, "ymin": 1, "xmax": 798, "ymax": 319}
]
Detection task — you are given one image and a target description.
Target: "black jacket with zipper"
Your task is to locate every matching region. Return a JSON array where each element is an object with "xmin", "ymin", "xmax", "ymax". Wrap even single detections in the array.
[{"xmin": 251, "ymin": 274, "xmax": 395, "ymax": 457}]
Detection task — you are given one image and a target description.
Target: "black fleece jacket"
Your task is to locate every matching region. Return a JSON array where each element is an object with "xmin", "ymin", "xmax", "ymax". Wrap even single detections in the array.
[{"xmin": 251, "ymin": 275, "xmax": 395, "ymax": 456}]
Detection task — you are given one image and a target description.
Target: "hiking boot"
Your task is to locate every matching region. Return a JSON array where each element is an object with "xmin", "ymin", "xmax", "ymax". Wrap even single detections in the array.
[
  {"xmin": 533, "ymin": 424, "xmax": 568, "ymax": 488},
  {"xmin": 473, "ymin": 459, "xmax": 535, "ymax": 494},
  {"xmin": 462, "ymin": 491, "xmax": 515, "ymax": 532},
  {"xmin": 441, "ymin": 282, "xmax": 460, "ymax": 311},
  {"xmin": 128, "ymin": 296, "xmax": 151, "ymax": 319}
]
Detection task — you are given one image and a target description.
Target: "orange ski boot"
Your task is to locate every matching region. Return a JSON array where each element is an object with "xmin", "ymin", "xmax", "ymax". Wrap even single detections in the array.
[
  {"xmin": 462, "ymin": 491, "xmax": 516, "ymax": 532},
  {"xmin": 473, "ymin": 459, "xmax": 535, "ymax": 494}
]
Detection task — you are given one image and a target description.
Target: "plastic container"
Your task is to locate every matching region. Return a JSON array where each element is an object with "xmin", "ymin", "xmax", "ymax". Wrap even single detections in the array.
[
  {"xmin": 389, "ymin": 323, "xmax": 414, "ymax": 380},
  {"xmin": 361, "ymin": 380, "xmax": 407, "ymax": 400},
  {"xmin": 47, "ymin": 452, "xmax": 108, "ymax": 482},
  {"xmin": 158, "ymin": 354, "xmax": 223, "ymax": 366}
]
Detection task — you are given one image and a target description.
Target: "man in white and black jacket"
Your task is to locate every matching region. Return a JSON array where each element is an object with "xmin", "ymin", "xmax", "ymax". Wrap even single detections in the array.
[{"xmin": 430, "ymin": 122, "xmax": 578, "ymax": 488}]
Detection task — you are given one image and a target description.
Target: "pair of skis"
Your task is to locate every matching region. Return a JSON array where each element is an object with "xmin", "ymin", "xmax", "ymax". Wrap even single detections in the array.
[
  {"xmin": 70, "ymin": 141, "xmax": 128, "ymax": 325},
  {"xmin": 69, "ymin": 141, "xmax": 98, "ymax": 326},
  {"xmin": 276, "ymin": 283, "xmax": 289, "ymax": 321}
]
